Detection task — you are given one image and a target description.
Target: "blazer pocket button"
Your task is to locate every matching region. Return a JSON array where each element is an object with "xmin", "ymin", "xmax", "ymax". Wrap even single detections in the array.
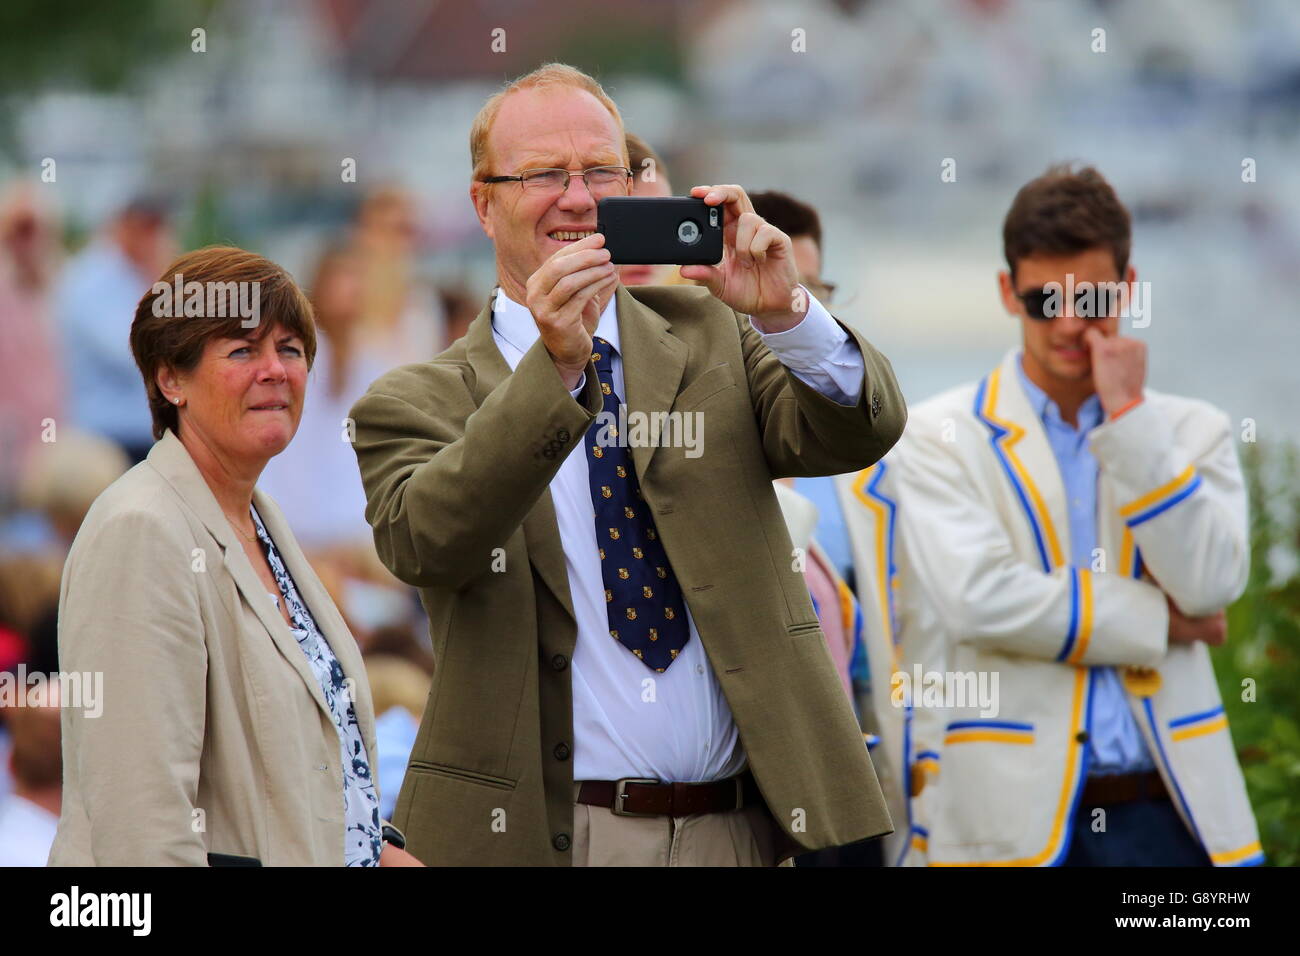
[
  {"xmin": 553, "ymin": 742, "xmax": 571, "ymax": 761},
  {"xmin": 553, "ymin": 832, "xmax": 571, "ymax": 852}
]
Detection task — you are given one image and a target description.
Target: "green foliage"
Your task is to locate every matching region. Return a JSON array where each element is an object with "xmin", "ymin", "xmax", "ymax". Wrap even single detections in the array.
[
  {"xmin": 1213, "ymin": 440, "xmax": 1300, "ymax": 866},
  {"xmin": 0, "ymin": 0, "xmax": 223, "ymax": 156}
]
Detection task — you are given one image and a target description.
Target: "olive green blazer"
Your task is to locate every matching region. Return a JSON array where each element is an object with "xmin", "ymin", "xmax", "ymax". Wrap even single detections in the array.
[{"xmin": 350, "ymin": 284, "xmax": 906, "ymax": 865}]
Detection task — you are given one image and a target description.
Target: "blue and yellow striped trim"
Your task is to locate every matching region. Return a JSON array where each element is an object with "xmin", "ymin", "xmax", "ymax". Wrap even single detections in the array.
[
  {"xmin": 1211, "ymin": 840, "xmax": 1265, "ymax": 866},
  {"xmin": 945, "ymin": 719, "xmax": 1035, "ymax": 746},
  {"xmin": 1142, "ymin": 698, "xmax": 1205, "ymax": 849},
  {"xmin": 1168, "ymin": 705, "xmax": 1228, "ymax": 742},
  {"xmin": 915, "ymin": 749, "xmax": 941, "ymax": 776},
  {"xmin": 973, "ymin": 368, "xmax": 1065, "ymax": 573},
  {"xmin": 910, "ymin": 825, "xmax": 930, "ymax": 854},
  {"xmin": 1120, "ymin": 465, "xmax": 1201, "ymax": 527},
  {"xmin": 1119, "ymin": 526, "xmax": 1145, "ymax": 579},
  {"xmin": 1057, "ymin": 568, "xmax": 1095, "ymax": 664}
]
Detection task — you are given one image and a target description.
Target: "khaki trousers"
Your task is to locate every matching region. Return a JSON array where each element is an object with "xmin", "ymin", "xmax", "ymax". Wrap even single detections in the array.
[{"xmin": 571, "ymin": 782, "xmax": 796, "ymax": 867}]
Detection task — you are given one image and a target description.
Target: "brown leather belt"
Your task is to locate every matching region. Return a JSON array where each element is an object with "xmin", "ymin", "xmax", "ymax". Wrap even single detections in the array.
[
  {"xmin": 1081, "ymin": 769, "xmax": 1170, "ymax": 807},
  {"xmin": 578, "ymin": 771, "xmax": 763, "ymax": 817}
]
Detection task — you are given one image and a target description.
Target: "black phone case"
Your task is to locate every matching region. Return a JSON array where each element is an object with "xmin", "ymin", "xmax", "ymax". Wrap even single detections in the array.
[{"xmin": 597, "ymin": 197, "xmax": 723, "ymax": 266}]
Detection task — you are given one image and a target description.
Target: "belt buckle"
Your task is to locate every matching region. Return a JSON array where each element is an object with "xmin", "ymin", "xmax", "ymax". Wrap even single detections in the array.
[{"xmin": 611, "ymin": 777, "xmax": 661, "ymax": 817}]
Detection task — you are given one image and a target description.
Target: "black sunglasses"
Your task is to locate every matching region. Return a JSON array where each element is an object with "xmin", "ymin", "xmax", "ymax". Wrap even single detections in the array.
[{"xmin": 1016, "ymin": 284, "xmax": 1124, "ymax": 321}]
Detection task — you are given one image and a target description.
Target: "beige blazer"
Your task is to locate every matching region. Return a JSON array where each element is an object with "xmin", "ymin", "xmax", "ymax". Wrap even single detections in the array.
[{"xmin": 48, "ymin": 428, "xmax": 381, "ymax": 866}]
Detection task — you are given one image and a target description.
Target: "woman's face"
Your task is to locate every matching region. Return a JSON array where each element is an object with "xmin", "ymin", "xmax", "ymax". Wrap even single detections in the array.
[{"xmin": 173, "ymin": 322, "xmax": 309, "ymax": 467}]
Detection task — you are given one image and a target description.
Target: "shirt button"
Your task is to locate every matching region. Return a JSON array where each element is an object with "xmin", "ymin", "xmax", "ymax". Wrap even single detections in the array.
[
  {"xmin": 551, "ymin": 654, "xmax": 568, "ymax": 671},
  {"xmin": 553, "ymin": 832, "xmax": 571, "ymax": 852},
  {"xmin": 553, "ymin": 742, "xmax": 571, "ymax": 761},
  {"xmin": 696, "ymin": 665, "xmax": 704, "ymax": 675}
]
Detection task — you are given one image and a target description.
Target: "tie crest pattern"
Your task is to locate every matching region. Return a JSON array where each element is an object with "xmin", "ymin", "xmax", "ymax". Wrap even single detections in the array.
[{"xmin": 585, "ymin": 336, "xmax": 690, "ymax": 671}]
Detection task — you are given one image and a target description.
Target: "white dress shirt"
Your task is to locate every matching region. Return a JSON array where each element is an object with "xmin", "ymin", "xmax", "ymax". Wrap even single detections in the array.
[{"xmin": 491, "ymin": 285, "xmax": 864, "ymax": 782}]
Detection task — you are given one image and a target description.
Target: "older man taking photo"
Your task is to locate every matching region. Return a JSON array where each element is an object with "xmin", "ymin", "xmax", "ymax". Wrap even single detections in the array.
[{"xmin": 349, "ymin": 62, "xmax": 905, "ymax": 866}]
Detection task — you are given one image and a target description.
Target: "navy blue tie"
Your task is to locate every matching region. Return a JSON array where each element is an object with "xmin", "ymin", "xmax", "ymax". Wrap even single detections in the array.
[{"xmin": 585, "ymin": 337, "xmax": 689, "ymax": 672}]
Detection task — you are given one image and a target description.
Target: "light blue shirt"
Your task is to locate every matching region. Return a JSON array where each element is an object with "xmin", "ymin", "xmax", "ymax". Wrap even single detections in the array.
[
  {"xmin": 1014, "ymin": 355, "xmax": 1156, "ymax": 777},
  {"xmin": 793, "ymin": 475, "xmax": 855, "ymax": 585},
  {"xmin": 56, "ymin": 241, "xmax": 156, "ymax": 448}
]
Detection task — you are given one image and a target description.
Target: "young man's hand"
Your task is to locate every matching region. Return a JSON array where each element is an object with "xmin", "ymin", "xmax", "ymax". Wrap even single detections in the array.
[
  {"xmin": 1166, "ymin": 595, "xmax": 1227, "ymax": 646},
  {"xmin": 1083, "ymin": 325, "xmax": 1146, "ymax": 417}
]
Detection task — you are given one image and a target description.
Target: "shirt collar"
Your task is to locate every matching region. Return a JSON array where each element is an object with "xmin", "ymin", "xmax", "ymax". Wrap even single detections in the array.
[
  {"xmin": 1014, "ymin": 351, "xmax": 1102, "ymax": 432},
  {"xmin": 492, "ymin": 285, "xmax": 622, "ymax": 357}
]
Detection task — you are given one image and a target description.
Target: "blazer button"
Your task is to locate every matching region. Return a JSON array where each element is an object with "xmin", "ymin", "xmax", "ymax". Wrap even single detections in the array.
[
  {"xmin": 551, "ymin": 654, "xmax": 568, "ymax": 671},
  {"xmin": 1075, "ymin": 730, "xmax": 1090, "ymax": 744},
  {"xmin": 553, "ymin": 832, "xmax": 571, "ymax": 852},
  {"xmin": 553, "ymin": 742, "xmax": 571, "ymax": 761}
]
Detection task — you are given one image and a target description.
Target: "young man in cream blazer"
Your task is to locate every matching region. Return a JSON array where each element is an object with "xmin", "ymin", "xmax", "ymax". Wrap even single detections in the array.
[{"xmin": 847, "ymin": 165, "xmax": 1261, "ymax": 867}]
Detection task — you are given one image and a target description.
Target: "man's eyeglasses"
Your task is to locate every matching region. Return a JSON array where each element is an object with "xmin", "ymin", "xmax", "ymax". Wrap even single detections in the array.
[
  {"xmin": 481, "ymin": 166, "xmax": 633, "ymax": 196},
  {"xmin": 1016, "ymin": 284, "xmax": 1124, "ymax": 321}
]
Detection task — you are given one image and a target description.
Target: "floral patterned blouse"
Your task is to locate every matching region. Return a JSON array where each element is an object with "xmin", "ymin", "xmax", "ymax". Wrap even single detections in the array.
[{"xmin": 250, "ymin": 505, "xmax": 383, "ymax": 866}]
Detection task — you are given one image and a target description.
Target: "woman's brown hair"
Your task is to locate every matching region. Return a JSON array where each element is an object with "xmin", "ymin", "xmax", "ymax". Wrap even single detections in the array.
[{"xmin": 129, "ymin": 246, "xmax": 317, "ymax": 440}]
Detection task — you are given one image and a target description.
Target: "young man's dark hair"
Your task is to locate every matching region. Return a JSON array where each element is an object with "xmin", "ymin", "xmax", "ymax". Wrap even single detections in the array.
[
  {"xmin": 750, "ymin": 190, "xmax": 823, "ymax": 251},
  {"xmin": 1002, "ymin": 164, "xmax": 1131, "ymax": 279}
]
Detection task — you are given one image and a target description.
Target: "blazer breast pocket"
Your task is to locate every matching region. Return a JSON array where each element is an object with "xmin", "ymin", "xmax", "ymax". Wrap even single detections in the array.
[{"xmin": 672, "ymin": 363, "xmax": 736, "ymax": 412}]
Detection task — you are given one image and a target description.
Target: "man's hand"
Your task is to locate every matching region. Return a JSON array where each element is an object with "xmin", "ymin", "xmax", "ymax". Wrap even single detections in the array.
[
  {"xmin": 379, "ymin": 842, "xmax": 425, "ymax": 866},
  {"xmin": 679, "ymin": 184, "xmax": 805, "ymax": 333},
  {"xmin": 1167, "ymin": 595, "xmax": 1227, "ymax": 646},
  {"xmin": 1083, "ymin": 325, "xmax": 1146, "ymax": 417},
  {"xmin": 525, "ymin": 233, "xmax": 619, "ymax": 389}
]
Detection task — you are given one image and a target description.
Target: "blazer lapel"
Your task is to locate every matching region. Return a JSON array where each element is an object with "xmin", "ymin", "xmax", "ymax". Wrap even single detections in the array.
[
  {"xmin": 615, "ymin": 285, "xmax": 687, "ymax": 482},
  {"xmin": 463, "ymin": 291, "xmax": 577, "ymax": 623},
  {"xmin": 146, "ymin": 430, "xmax": 331, "ymax": 718},
  {"xmin": 253, "ymin": 490, "xmax": 375, "ymax": 743},
  {"xmin": 983, "ymin": 351, "xmax": 1072, "ymax": 571}
]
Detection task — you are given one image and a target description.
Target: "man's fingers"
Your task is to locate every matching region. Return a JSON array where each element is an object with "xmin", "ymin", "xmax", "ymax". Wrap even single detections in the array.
[
  {"xmin": 536, "ymin": 248, "xmax": 613, "ymax": 298},
  {"xmin": 749, "ymin": 221, "xmax": 785, "ymax": 263},
  {"xmin": 678, "ymin": 263, "xmax": 722, "ymax": 290},
  {"xmin": 734, "ymin": 213, "xmax": 760, "ymax": 266},
  {"xmin": 546, "ymin": 263, "xmax": 617, "ymax": 312},
  {"xmin": 690, "ymin": 183, "xmax": 754, "ymax": 216}
]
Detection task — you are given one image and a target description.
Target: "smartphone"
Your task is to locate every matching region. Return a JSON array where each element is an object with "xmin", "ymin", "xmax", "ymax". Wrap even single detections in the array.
[{"xmin": 596, "ymin": 197, "xmax": 723, "ymax": 266}]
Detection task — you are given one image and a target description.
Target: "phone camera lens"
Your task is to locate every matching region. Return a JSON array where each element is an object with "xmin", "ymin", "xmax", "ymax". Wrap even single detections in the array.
[{"xmin": 677, "ymin": 220, "xmax": 701, "ymax": 245}]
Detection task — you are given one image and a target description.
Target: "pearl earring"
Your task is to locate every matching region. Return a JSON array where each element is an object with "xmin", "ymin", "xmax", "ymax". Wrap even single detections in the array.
[{"xmin": 172, "ymin": 397, "xmax": 181, "ymax": 405}]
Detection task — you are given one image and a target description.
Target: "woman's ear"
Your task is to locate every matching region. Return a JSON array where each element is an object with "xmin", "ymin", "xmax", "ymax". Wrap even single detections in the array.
[{"xmin": 156, "ymin": 365, "xmax": 185, "ymax": 406}]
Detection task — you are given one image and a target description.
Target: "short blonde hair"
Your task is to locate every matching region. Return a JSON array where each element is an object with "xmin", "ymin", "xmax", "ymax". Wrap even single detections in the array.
[{"xmin": 469, "ymin": 62, "xmax": 627, "ymax": 183}]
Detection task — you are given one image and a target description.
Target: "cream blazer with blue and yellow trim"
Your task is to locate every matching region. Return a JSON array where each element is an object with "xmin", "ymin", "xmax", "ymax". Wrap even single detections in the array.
[
  {"xmin": 842, "ymin": 350, "xmax": 1260, "ymax": 867},
  {"xmin": 836, "ymin": 461, "xmax": 947, "ymax": 867}
]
